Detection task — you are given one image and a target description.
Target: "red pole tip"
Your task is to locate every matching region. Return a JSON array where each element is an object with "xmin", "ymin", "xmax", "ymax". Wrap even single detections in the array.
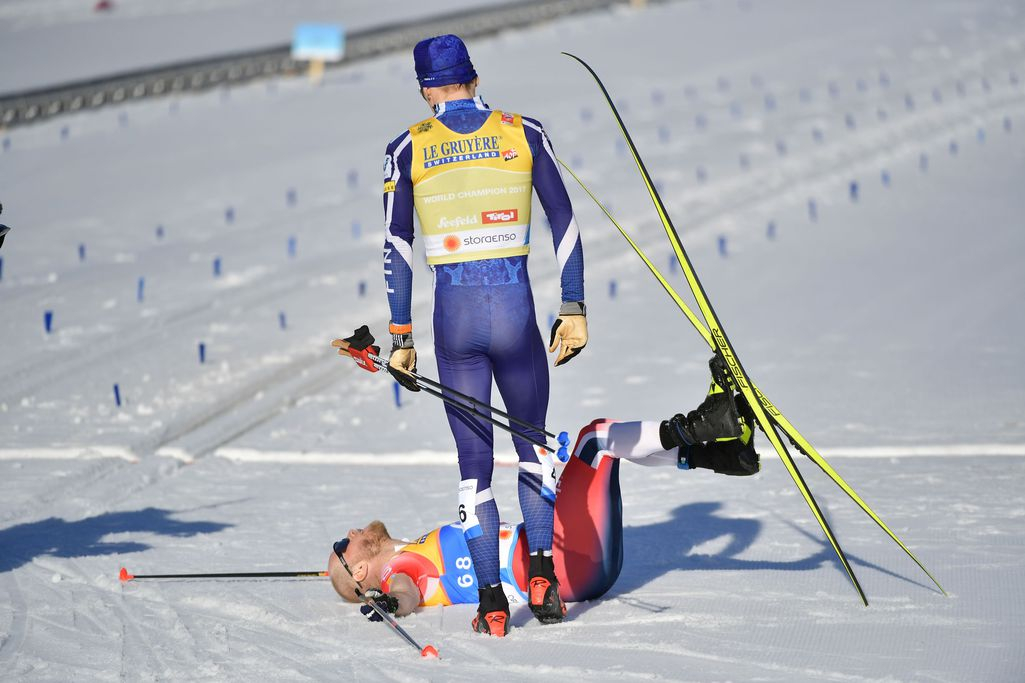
[
  {"xmin": 420, "ymin": 645, "xmax": 439, "ymax": 659},
  {"xmin": 119, "ymin": 567, "xmax": 134, "ymax": 582}
]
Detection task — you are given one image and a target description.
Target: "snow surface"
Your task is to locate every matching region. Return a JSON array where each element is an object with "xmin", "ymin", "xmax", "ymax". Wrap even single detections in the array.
[{"xmin": 2, "ymin": 0, "xmax": 1025, "ymax": 680}]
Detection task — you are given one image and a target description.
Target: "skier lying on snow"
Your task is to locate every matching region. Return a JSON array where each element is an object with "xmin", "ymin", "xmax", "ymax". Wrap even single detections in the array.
[{"xmin": 328, "ymin": 358, "xmax": 760, "ymax": 636}]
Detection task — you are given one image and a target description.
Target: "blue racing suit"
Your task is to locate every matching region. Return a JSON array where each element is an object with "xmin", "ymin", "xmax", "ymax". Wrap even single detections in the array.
[{"xmin": 382, "ymin": 95, "xmax": 584, "ymax": 587}]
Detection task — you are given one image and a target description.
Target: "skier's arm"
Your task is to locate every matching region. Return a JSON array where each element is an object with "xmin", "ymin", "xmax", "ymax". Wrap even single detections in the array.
[
  {"xmin": 382, "ymin": 571, "xmax": 421, "ymax": 617},
  {"xmin": 383, "ymin": 132, "xmax": 415, "ymax": 338},
  {"xmin": 522, "ymin": 117, "xmax": 584, "ymax": 304},
  {"xmin": 382, "ymin": 132, "xmax": 420, "ymax": 389},
  {"xmin": 523, "ymin": 117, "xmax": 587, "ymax": 366}
]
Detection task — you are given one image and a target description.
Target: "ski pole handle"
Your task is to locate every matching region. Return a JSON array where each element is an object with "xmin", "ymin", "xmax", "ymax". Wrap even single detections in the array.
[{"xmin": 331, "ymin": 337, "xmax": 382, "ymax": 373}]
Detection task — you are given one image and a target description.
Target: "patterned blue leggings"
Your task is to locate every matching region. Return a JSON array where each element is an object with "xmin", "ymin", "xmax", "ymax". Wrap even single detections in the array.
[{"xmin": 433, "ymin": 257, "xmax": 552, "ymax": 587}]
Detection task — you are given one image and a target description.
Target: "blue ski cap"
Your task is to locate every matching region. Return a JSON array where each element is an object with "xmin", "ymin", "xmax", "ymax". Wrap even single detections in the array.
[{"xmin": 413, "ymin": 34, "xmax": 477, "ymax": 88}]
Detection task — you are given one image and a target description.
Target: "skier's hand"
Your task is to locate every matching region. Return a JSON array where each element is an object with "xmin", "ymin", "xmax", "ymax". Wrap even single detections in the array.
[
  {"xmin": 359, "ymin": 589, "xmax": 400, "ymax": 622},
  {"xmin": 388, "ymin": 330, "xmax": 420, "ymax": 392},
  {"xmin": 549, "ymin": 307, "xmax": 587, "ymax": 367}
]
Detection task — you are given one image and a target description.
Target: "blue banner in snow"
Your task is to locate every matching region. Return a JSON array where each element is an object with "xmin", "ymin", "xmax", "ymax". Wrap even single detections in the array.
[{"xmin": 291, "ymin": 24, "xmax": 345, "ymax": 62}]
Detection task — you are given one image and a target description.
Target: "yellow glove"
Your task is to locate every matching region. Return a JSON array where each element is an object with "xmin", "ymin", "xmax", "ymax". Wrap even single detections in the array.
[
  {"xmin": 548, "ymin": 302, "xmax": 587, "ymax": 367},
  {"xmin": 388, "ymin": 328, "xmax": 419, "ymax": 392}
]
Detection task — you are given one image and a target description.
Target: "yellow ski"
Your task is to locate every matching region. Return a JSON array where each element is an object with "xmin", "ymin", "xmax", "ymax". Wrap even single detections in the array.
[
  {"xmin": 559, "ymin": 159, "xmax": 945, "ymax": 598},
  {"xmin": 563, "ymin": 51, "xmax": 944, "ymax": 603}
]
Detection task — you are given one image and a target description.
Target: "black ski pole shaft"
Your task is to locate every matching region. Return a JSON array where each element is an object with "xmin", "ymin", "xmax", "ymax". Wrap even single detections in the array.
[
  {"xmin": 417, "ymin": 382, "xmax": 552, "ymax": 452},
  {"xmin": 335, "ymin": 335, "xmax": 569, "ymax": 457},
  {"xmin": 120, "ymin": 567, "xmax": 326, "ymax": 582},
  {"xmin": 408, "ymin": 369, "xmax": 560, "ymax": 441},
  {"xmin": 361, "ymin": 595, "xmax": 424, "ymax": 651}
]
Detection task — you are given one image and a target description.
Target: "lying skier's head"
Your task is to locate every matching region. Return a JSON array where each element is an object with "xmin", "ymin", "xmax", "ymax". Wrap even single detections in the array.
[{"xmin": 327, "ymin": 520, "xmax": 394, "ymax": 603}]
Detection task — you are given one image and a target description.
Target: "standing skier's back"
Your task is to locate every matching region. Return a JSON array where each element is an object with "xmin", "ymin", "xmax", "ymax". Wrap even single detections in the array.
[{"xmin": 381, "ymin": 34, "xmax": 587, "ymax": 636}]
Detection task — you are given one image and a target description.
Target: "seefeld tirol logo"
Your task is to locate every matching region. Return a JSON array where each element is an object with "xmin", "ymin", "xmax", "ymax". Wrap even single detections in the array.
[
  {"xmin": 437, "ymin": 215, "xmax": 478, "ymax": 229},
  {"xmin": 482, "ymin": 209, "xmax": 518, "ymax": 224}
]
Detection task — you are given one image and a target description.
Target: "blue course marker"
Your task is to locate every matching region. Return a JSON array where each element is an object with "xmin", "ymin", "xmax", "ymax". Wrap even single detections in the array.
[
  {"xmin": 949, "ymin": 140, "xmax": 959, "ymax": 155},
  {"xmin": 764, "ymin": 93, "xmax": 777, "ymax": 111},
  {"xmin": 113, "ymin": 384, "xmax": 122, "ymax": 408},
  {"xmin": 845, "ymin": 113, "xmax": 856, "ymax": 130},
  {"xmin": 608, "ymin": 280, "xmax": 617, "ymax": 299},
  {"xmin": 225, "ymin": 207, "xmax": 235, "ymax": 224},
  {"xmin": 44, "ymin": 310, "xmax": 54, "ymax": 334},
  {"xmin": 78, "ymin": 244, "xmax": 86, "ymax": 262},
  {"xmin": 156, "ymin": 225, "xmax": 165, "ymax": 240},
  {"xmin": 812, "ymin": 128, "xmax": 823, "ymax": 143},
  {"xmin": 287, "ymin": 188, "xmax": 297, "ymax": 207},
  {"xmin": 717, "ymin": 236, "xmax": 728, "ymax": 257},
  {"xmin": 919, "ymin": 153, "xmax": 929, "ymax": 172},
  {"xmin": 358, "ymin": 280, "xmax": 367, "ymax": 297},
  {"xmin": 0, "ymin": 255, "xmax": 4, "ymax": 282},
  {"xmin": 881, "ymin": 170, "xmax": 891, "ymax": 187},
  {"xmin": 199, "ymin": 343, "xmax": 206, "ymax": 364},
  {"xmin": 849, "ymin": 181, "xmax": 859, "ymax": 202},
  {"xmin": 393, "ymin": 382, "xmax": 402, "ymax": 408},
  {"xmin": 775, "ymin": 139, "xmax": 787, "ymax": 156},
  {"xmin": 279, "ymin": 312, "xmax": 287, "ymax": 330},
  {"xmin": 347, "ymin": 169, "xmax": 358, "ymax": 189},
  {"xmin": 1005, "ymin": 117, "xmax": 1013, "ymax": 133},
  {"xmin": 213, "ymin": 257, "xmax": 222, "ymax": 277},
  {"xmin": 767, "ymin": 220, "xmax": 776, "ymax": 240},
  {"xmin": 977, "ymin": 128, "xmax": 985, "ymax": 143},
  {"xmin": 61, "ymin": 126, "xmax": 70, "ymax": 140},
  {"xmin": 905, "ymin": 93, "xmax": 915, "ymax": 110},
  {"xmin": 137, "ymin": 276, "xmax": 145, "ymax": 302},
  {"xmin": 352, "ymin": 220, "xmax": 361, "ymax": 239},
  {"xmin": 808, "ymin": 199, "xmax": 818, "ymax": 222},
  {"xmin": 288, "ymin": 235, "xmax": 297, "ymax": 258}
]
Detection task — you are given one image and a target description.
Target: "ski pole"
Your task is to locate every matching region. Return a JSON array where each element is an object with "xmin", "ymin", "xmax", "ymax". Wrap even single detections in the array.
[
  {"xmin": 358, "ymin": 593, "xmax": 438, "ymax": 658},
  {"xmin": 333, "ymin": 330, "xmax": 571, "ymax": 460},
  {"xmin": 119, "ymin": 567, "xmax": 327, "ymax": 582}
]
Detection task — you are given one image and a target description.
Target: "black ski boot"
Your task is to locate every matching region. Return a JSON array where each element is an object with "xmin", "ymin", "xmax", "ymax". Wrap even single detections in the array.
[
  {"xmin": 660, "ymin": 355, "xmax": 743, "ymax": 448},
  {"xmin": 682, "ymin": 393, "xmax": 760, "ymax": 476},
  {"xmin": 472, "ymin": 584, "xmax": 510, "ymax": 637},
  {"xmin": 528, "ymin": 551, "xmax": 566, "ymax": 625}
]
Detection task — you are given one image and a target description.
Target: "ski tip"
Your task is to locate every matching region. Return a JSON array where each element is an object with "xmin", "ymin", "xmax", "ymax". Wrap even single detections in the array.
[
  {"xmin": 118, "ymin": 567, "xmax": 134, "ymax": 582},
  {"xmin": 420, "ymin": 644, "xmax": 439, "ymax": 659}
]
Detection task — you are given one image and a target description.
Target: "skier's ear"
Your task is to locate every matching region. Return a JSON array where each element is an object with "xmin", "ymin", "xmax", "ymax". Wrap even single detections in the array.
[{"xmin": 352, "ymin": 560, "xmax": 370, "ymax": 583}]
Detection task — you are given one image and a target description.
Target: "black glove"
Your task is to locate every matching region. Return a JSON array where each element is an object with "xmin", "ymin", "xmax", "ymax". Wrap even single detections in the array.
[{"xmin": 359, "ymin": 589, "xmax": 399, "ymax": 622}]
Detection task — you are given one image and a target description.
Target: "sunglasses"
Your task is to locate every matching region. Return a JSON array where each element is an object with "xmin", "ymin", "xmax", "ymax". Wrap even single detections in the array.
[{"xmin": 333, "ymin": 538, "xmax": 365, "ymax": 596}]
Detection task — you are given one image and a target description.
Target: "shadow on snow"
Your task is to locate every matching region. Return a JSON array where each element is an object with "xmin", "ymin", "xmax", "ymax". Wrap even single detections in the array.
[{"xmin": 0, "ymin": 507, "xmax": 231, "ymax": 573}]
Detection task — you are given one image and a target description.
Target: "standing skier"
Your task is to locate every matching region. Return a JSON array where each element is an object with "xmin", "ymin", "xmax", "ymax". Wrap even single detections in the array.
[{"xmin": 381, "ymin": 34, "xmax": 586, "ymax": 636}]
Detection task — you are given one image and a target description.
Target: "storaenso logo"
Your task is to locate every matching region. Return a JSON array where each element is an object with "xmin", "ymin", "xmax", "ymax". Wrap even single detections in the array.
[
  {"xmin": 441, "ymin": 231, "xmax": 517, "ymax": 253},
  {"xmin": 463, "ymin": 233, "xmax": 518, "ymax": 246},
  {"xmin": 437, "ymin": 215, "xmax": 479, "ymax": 229}
]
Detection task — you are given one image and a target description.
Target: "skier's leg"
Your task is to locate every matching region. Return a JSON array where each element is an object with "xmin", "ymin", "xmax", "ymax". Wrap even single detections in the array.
[
  {"xmin": 433, "ymin": 288, "xmax": 503, "ymax": 592},
  {"xmin": 553, "ymin": 419, "xmax": 625, "ymax": 602}
]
